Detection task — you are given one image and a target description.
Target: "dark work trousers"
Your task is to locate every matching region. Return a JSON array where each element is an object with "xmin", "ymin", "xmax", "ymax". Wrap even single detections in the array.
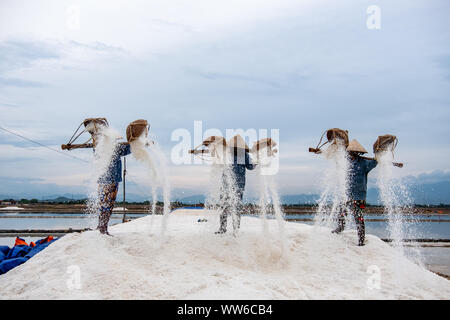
[
  {"xmin": 333, "ymin": 200, "xmax": 366, "ymax": 246},
  {"xmin": 218, "ymin": 188, "xmax": 244, "ymax": 234}
]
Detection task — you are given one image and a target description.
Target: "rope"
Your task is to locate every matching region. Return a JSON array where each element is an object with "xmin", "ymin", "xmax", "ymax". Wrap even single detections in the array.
[
  {"xmin": 67, "ymin": 121, "xmax": 85, "ymax": 145},
  {"xmin": 315, "ymin": 130, "xmax": 329, "ymax": 151},
  {"xmin": 1, "ymin": 124, "xmax": 159, "ymax": 202},
  {"xmin": 0, "ymin": 125, "xmax": 89, "ymax": 163},
  {"xmin": 392, "ymin": 137, "xmax": 398, "ymax": 159}
]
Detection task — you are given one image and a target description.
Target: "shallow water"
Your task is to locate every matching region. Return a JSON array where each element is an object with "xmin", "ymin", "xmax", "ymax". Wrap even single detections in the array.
[
  {"xmin": 1, "ymin": 213, "xmax": 448, "ymax": 239},
  {"xmin": 0, "ymin": 212, "xmax": 145, "ymax": 218},
  {"xmin": 363, "ymin": 220, "xmax": 450, "ymax": 239},
  {"xmin": 284, "ymin": 214, "xmax": 450, "ymax": 239},
  {"xmin": 285, "ymin": 213, "xmax": 450, "ymax": 221},
  {"xmin": 0, "ymin": 216, "xmax": 124, "ymax": 230}
]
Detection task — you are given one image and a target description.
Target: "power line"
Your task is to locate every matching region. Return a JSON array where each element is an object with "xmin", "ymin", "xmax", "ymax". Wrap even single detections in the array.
[
  {"xmin": 0, "ymin": 125, "xmax": 89, "ymax": 163},
  {"xmin": 0, "ymin": 125, "xmax": 155, "ymax": 200}
]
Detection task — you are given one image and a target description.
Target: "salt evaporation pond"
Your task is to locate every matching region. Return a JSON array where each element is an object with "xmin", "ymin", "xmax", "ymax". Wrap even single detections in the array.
[
  {"xmin": 0, "ymin": 209, "xmax": 448, "ymax": 300},
  {"xmin": 0, "ymin": 212, "xmax": 448, "ymax": 240}
]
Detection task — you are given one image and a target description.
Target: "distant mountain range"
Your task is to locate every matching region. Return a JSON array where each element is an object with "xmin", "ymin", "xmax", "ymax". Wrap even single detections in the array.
[
  {"xmin": 0, "ymin": 193, "xmax": 87, "ymax": 201},
  {"xmin": 364, "ymin": 181, "xmax": 450, "ymax": 205},
  {"xmin": 175, "ymin": 195, "xmax": 206, "ymax": 204},
  {"xmin": 1, "ymin": 181, "xmax": 450, "ymax": 205},
  {"xmin": 176, "ymin": 181, "xmax": 450, "ymax": 205},
  {"xmin": 164, "ymin": 194, "xmax": 319, "ymax": 205},
  {"xmin": 278, "ymin": 181, "xmax": 450, "ymax": 206}
]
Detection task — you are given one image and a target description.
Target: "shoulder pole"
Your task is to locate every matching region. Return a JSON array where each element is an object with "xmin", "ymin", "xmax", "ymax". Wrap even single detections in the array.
[{"xmin": 360, "ymin": 156, "xmax": 404, "ymax": 168}]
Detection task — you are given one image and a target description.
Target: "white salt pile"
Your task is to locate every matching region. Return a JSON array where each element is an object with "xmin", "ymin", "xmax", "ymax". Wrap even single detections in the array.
[
  {"xmin": 0, "ymin": 209, "xmax": 448, "ymax": 300},
  {"xmin": 0, "ymin": 206, "xmax": 24, "ymax": 211},
  {"xmin": 112, "ymin": 207, "xmax": 128, "ymax": 212}
]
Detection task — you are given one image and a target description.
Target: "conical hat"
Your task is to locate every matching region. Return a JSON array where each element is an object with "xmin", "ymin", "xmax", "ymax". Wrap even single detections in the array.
[
  {"xmin": 347, "ymin": 139, "xmax": 368, "ymax": 154},
  {"xmin": 227, "ymin": 135, "xmax": 249, "ymax": 151}
]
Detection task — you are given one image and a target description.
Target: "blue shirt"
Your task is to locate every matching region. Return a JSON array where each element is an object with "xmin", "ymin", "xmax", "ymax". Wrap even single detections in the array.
[
  {"xmin": 97, "ymin": 144, "xmax": 131, "ymax": 185},
  {"xmin": 348, "ymin": 157, "xmax": 377, "ymax": 201},
  {"xmin": 226, "ymin": 152, "xmax": 256, "ymax": 191}
]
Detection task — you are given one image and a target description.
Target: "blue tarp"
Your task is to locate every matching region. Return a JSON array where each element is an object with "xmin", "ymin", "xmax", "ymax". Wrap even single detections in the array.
[{"xmin": 0, "ymin": 236, "xmax": 57, "ymax": 275}]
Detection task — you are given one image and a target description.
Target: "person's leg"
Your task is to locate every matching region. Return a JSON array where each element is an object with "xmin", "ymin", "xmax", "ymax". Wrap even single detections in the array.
[
  {"xmin": 352, "ymin": 200, "xmax": 366, "ymax": 246},
  {"xmin": 215, "ymin": 178, "xmax": 230, "ymax": 234},
  {"xmin": 232, "ymin": 189, "xmax": 244, "ymax": 234},
  {"xmin": 332, "ymin": 203, "xmax": 347, "ymax": 234},
  {"xmin": 216, "ymin": 192, "xmax": 229, "ymax": 234},
  {"xmin": 97, "ymin": 183, "xmax": 119, "ymax": 235},
  {"xmin": 217, "ymin": 208, "xmax": 228, "ymax": 233}
]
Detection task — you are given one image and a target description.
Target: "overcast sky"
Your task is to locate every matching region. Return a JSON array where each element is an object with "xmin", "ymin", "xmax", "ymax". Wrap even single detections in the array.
[{"xmin": 0, "ymin": 0, "xmax": 449, "ymax": 199}]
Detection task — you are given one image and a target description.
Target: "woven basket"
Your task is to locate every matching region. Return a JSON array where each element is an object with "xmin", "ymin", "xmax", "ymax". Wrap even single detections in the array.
[
  {"xmin": 373, "ymin": 134, "xmax": 397, "ymax": 154},
  {"xmin": 326, "ymin": 128, "xmax": 349, "ymax": 147},
  {"xmin": 126, "ymin": 119, "xmax": 149, "ymax": 142}
]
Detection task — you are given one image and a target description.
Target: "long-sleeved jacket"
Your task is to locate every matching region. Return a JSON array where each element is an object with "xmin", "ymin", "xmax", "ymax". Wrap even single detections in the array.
[
  {"xmin": 98, "ymin": 144, "xmax": 131, "ymax": 184},
  {"xmin": 347, "ymin": 156, "xmax": 377, "ymax": 201},
  {"xmin": 229, "ymin": 152, "xmax": 256, "ymax": 191}
]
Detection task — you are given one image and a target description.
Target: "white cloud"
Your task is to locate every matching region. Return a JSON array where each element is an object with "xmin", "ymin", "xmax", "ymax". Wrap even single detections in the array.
[
  {"xmin": 0, "ymin": 0, "xmax": 316, "ymax": 55},
  {"xmin": 0, "ymin": 0, "xmax": 449, "ymax": 197}
]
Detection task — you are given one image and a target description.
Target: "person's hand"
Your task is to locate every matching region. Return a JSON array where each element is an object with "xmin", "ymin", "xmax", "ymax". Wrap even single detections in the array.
[
  {"xmin": 249, "ymin": 153, "xmax": 259, "ymax": 165},
  {"xmin": 309, "ymin": 148, "xmax": 321, "ymax": 154},
  {"xmin": 393, "ymin": 162, "xmax": 403, "ymax": 168}
]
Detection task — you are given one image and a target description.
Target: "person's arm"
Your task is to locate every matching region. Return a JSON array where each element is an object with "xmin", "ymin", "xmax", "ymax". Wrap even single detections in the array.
[
  {"xmin": 245, "ymin": 152, "xmax": 256, "ymax": 170},
  {"xmin": 118, "ymin": 143, "xmax": 131, "ymax": 156},
  {"xmin": 308, "ymin": 148, "xmax": 322, "ymax": 154},
  {"xmin": 366, "ymin": 158, "xmax": 378, "ymax": 173},
  {"xmin": 365, "ymin": 155, "xmax": 403, "ymax": 168}
]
